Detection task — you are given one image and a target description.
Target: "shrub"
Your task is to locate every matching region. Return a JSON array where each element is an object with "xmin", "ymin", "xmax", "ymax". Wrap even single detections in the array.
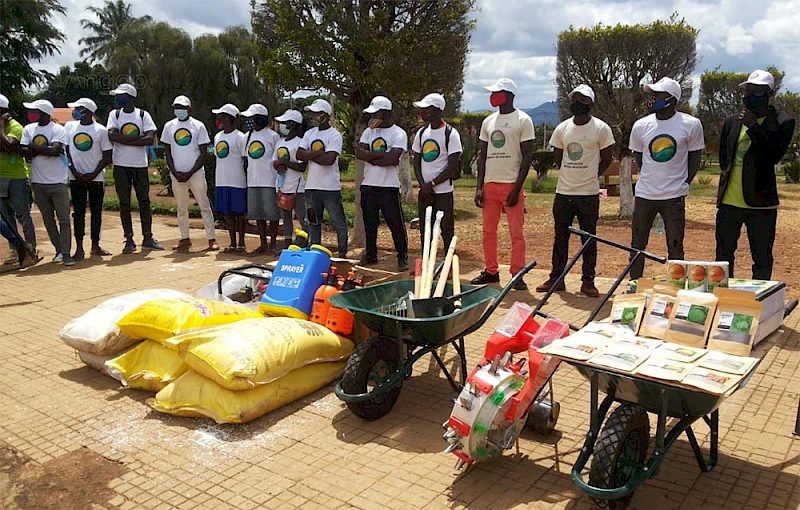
[
  {"xmin": 785, "ymin": 160, "xmax": 800, "ymax": 183},
  {"xmin": 531, "ymin": 150, "xmax": 555, "ymax": 179},
  {"xmin": 696, "ymin": 174, "xmax": 713, "ymax": 185}
]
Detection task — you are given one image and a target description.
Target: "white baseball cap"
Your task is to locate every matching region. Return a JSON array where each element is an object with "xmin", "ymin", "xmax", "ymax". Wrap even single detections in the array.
[
  {"xmin": 241, "ymin": 103, "xmax": 269, "ymax": 117},
  {"xmin": 304, "ymin": 99, "xmax": 333, "ymax": 115},
  {"xmin": 67, "ymin": 98, "xmax": 98, "ymax": 113},
  {"xmin": 568, "ymin": 84, "xmax": 596, "ymax": 103},
  {"xmin": 211, "ymin": 103, "xmax": 240, "ymax": 117},
  {"xmin": 413, "ymin": 93, "xmax": 446, "ymax": 111},
  {"xmin": 275, "ymin": 109, "xmax": 303, "ymax": 124},
  {"xmin": 363, "ymin": 96, "xmax": 392, "ymax": 113},
  {"xmin": 0, "ymin": 94, "xmax": 8, "ymax": 109},
  {"xmin": 740, "ymin": 69, "xmax": 775, "ymax": 90},
  {"xmin": 22, "ymin": 99, "xmax": 55, "ymax": 116},
  {"xmin": 644, "ymin": 77, "xmax": 682, "ymax": 101},
  {"xmin": 172, "ymin": 95, "xmax": 191, "ymax": 107},
  {"xmin": 483, "ymin": 78, "xmax": 517, "ymax": 95},
  {"xmin": 109, "ymin": 83, "xmax": 138, "ymax": 97}
]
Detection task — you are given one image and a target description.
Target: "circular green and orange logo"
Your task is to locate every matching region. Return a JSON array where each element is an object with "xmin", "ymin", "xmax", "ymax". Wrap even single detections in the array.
[
  {"xmin": 422, "ymin": 139, "xmax": 440, "ymax": 163},
  {"xmin": 248, "ymin": 141, "xmax": 266, "ymax": 159},
  {"xmin": 121, "ymin": 123, "xmax": 140, "ymax": 136},
  {"xmin": 32, "ymin": 134, "xmax": 49, "ymax": 146},
  {"xmin": 371, "ymin": 137, "xmax": 387, "ymax": 153},
  {"xmin": 215, "ymin": 140, "xmax": 230, "ymax": 158},
  {"xmin": 649, "ymin": 134, "xmax": 677, "ymax": 163},
  {"xmin": 490, "ymin": 130, "xmax": 506, "ymax": 148},
  {"xmin": 276, "ymin": 146, "xmax": 290, "ymax": 161},
  {"xmin": 73, "ymin": 132, "xmax": 93, "ymax": 152},
  {"xmin": 310, "ymin": 139, "xmax": 325, "ymax": 151},
  {"xmin": 174, "ymin": 128, "xmax": 192, "ymax": 147}
]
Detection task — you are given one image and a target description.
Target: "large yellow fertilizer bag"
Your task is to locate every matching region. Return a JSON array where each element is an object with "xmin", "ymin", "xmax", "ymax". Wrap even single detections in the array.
[
  {"xmin": 147, "ymin": 362, "xmax": 346, "ymax": 424},
  {"xmin": 173, "ymin": 317, "xmax": 354, "ymax": 390},
  {"xmin": 117, "ymin": 297, "xmax": 260, "ymax": 343},
  {"xmin": 105, "ymin": 340, "xmax": 188, "ymax": 392}
]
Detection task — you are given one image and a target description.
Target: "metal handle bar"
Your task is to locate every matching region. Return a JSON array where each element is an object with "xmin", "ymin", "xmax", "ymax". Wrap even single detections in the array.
[{"xmin": 567, "ymin": 227, "xmax": 667, "ymax": 263}]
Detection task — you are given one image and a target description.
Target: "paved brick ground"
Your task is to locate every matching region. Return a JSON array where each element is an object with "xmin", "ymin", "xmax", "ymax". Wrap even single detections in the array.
[{"xmin": 1, "ymin": 213, "xmax": 799, "ymax": 509}]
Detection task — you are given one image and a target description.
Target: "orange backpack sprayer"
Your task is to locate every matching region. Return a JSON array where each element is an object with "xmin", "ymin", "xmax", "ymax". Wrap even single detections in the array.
[
  {"xmin": 311, "ymin": 267, "xmax": 340, "ymax": 326},
  {"xmin": 325, "ymin": 270, "xmax": 359, "ymax": 337}
]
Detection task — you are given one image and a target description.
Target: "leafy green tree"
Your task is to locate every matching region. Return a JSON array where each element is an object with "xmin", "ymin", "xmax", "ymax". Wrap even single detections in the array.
[
  {"xmin": 79, "ymin": 0, "xmax": 152, "ymax": 65},
  {"xmin": 556, "ymin": 15, "xmax": 699, "ymax": 217},
  {"xmin": 252, "ymin": 0, "xmax": 476, "ymax": 244},
  {"xmin": 43, "ymin": 62, "xmax": 116, "ymax": 118},
  {"xmin": 0, "ymin": 0, "xmax": 66, "ymax": 103}
]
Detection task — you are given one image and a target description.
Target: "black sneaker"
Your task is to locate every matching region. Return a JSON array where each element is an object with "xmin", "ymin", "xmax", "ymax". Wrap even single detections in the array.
[
  {"xmin": 122, "ymin": 239, "xmax": 136, "ymax": 254},
  {"xmin": 142, "ymin": 237, "xmax": 164, "ymax": 251},
  {"xmin": 512, "ymin": 278, "xmax": 528, "ymax": 291},
  {"xmin": 359, "ymin": 254, "xmax": 378, "ymax": 266},
  {"xmin": 470, "ymin": 270, "xmax": 500, "ymax": 284},
  {"xmin": 397, "ymin": 259, "xmax": 409, "ymax": 272}
]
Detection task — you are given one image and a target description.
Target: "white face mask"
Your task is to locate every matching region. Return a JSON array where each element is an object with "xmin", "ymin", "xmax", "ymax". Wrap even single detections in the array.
[{"xmin": 279, "ymin": 124, "xmax": 290, "ymax": 136}]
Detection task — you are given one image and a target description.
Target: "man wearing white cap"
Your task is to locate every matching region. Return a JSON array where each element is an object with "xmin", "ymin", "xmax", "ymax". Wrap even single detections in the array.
[
  {"xmin": 273, "ymin": 109, "xmax": 307, "ymax": 248},
  {"xmin": 65, "ymin": 98, "xmax": 113, "ymax": 260},
  {"xmin": 212, "ymin": 103, "xmax": 248, "ymax": 252},
  {"xmin": 412, "ymin": 92, "xmax": 461, "ymax": 258},
  {"xmin": 241, "ymin": 103, "xmax": 281, "ymax": 254},
  {"xmin": 628, "ymin": 77, "xmax": 704, "ymax": 279},
  {"xmin": 161, "ymin": 95, "xmax": 218, "ymax": 252},
  {"xmin": 297, "ymin": 98, "xmax": 348, "ymax": 257},
  {"xmin": 20, "ymin": 99, "xmax": 74, "ymax": 266},
  {"xmin": 716, "ymin": 70, "xmax": 796, "ymax": 280},
  {"xmin": 537, "ymin": 85, "xmax": 615, "ymax": 297},
  {"xmin": 356, "ymin": 95, "xmax": 409, "ymax": 271},
  {"xmin": 0, "ymin": 93, "xmax": 37, "ymax": 260},
  {"xmin": 107, "ymin": 83, "xmax": 163, "ymax": 253},
  {"xmin": 472, "ymin": 78, "xmax": 535, "ymax": 290}
]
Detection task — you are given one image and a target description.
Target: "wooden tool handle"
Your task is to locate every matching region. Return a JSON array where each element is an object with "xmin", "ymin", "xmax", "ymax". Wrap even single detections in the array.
[
  {"xmin": 452, "ymin": 255, "xmax": 462, "ymax": 309},
  {"xmin": 434, "ymin": 236, "xmax": 458, "ymax": 298}
]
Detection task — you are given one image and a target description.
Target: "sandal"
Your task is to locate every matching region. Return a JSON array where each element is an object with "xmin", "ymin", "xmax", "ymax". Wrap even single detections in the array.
[{"xmin": 222, "ymin": 245, "xmax": 238, "ymax": 253}]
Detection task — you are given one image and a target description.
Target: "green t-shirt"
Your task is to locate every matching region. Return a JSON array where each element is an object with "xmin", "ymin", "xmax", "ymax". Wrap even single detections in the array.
[
  {"xmin": 722, "ymin": 118, "xmax": 777, "ymax": 209},
  {"xmin": 0, "ymin": 119, "xmax": 29, "ymax": 179}
]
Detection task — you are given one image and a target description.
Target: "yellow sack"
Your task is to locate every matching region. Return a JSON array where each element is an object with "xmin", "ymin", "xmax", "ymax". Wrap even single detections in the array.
[
  {"xmin": 147, "ymin": 362, "xmax": 345, "ymax": 424},
  {"xmin": 117, "ymin": 297, "xmax": 260, "ymax": 343},
  {"xmin": 106, "ymin": 340, "xmax": 188, "ymax": 392},
  {"xmin": 175, "ymin": 317, "xmax": 354, "ymax": 390}
]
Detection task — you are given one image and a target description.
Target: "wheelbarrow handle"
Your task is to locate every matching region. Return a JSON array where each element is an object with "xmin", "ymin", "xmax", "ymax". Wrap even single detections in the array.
[
  {"xmin": 568, "ymin": 227, "xmax": 667, "ymax": 264},
  {"xmin": 459, "ymin": 260, "xmax": 537, "ymax": 338}
]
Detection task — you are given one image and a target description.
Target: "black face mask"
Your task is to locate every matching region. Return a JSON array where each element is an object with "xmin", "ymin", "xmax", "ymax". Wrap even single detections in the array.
[
  {"xmin": 743, "ymin": 93, "xmax": 769, "ymax": 114},
  {"xmin": 570, "ymin": 101, "xmax": 592, "ymax": 116}
]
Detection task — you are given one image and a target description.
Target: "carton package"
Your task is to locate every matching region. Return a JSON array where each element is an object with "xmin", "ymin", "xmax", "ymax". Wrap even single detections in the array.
[
  {"xmin": 706, "ymin": 262, "xmax": 729, "ymax": 292},
  {"xmin": 666, "ymin": 260, "xmax": 688, "ymax": 290},
  {"xmin": 663, "ymin": 290, "xmax": 719, "ymax": 348},
  {"xmin": 707, "ymin": 288, "xmax": 762, "ymax": 356},
  {"xmin": 686, "ymin": 262, "xmax": 708, "ymax": 292}
]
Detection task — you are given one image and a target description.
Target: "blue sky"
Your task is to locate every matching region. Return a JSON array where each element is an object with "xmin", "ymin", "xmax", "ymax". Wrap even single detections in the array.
[{"xmin": 39, "ymin": 0, "xmax": 800, "ymax": 111}]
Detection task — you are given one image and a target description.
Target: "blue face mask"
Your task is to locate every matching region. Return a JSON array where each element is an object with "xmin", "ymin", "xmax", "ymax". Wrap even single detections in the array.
[
  {"xmin": 72, "ymin": 109, "xmax": 84, "ymax": 121},
  {"xmin": 174, "ymin": 109, "xmax": 189, "ymax": 121},
  {"xmin": 279, "ymin": 124, "xmax": 290, "ymax": 136},
  {"xmin": 115, "ymin": 95, "xmax": 130, "ymax": 108}
]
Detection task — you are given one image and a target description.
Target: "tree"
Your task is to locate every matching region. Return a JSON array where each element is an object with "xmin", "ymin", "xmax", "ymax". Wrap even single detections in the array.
[
  {"xmin": 43, "ymin": 62, "xmax": 116, "ymax": 117},
  {"xmin": 252, "ymin": 0, "xmax": 476, "ymax": 246},
  {"xmin": 556, "ymin": 15, "xmax": 698, "ymax": 218},
  {"xmin": 697, "ymin": 66, "xmax": 784, "ymax": 154},
  {"xmin": 0, "ymin": 0, "xmax": 66, "ymax": 103},
  {"xmin": 79, "ymin": 0, "xmax": 152, "ymax": 65}
]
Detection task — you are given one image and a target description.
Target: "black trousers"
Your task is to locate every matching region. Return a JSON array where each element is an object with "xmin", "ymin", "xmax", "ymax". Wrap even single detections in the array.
[
  {"xmin": 360, "ymin": 185, "xmax": 408, "ymax": 261},
  {"xmin": 113, "ymin": 165, "xmax": 152, "ymax": 240},
  {"xmin": 418, "ymin": 191, "xmax": 455, "ymax": 254},
  {"xmin": 715, "ymin": 204, "xmax": 777, "ymax": 280},
  {"xmin": 629, "ymin": 196, "xmax": 685, "ymax": 279},
  {"xmin": 70, "ymin": 180, "xmax": 105, "ymax": 242},
  {"xmin": 549, "ymin": 193, "xmax": 599, "ymax": 281}
]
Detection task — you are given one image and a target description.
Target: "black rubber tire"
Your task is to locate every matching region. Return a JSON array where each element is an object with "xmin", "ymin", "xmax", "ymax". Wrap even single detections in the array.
[
  {"xmin": 525, "ymin": 400, "xmax": 560, "ymax": 434},
  {"xmin": 340, "ymin": 336, "xmax": 402, "ymax": 420},
  {"xmin": 587, "ymin": 404, "xmax": 650, "ymax": 510}
]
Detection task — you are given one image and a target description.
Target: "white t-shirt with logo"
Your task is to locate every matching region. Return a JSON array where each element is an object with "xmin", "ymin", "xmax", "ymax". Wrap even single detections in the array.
[
  {"xmin": 629, "ymin": 112, "xmax": 705, "ymax": 200},
  {"xmin": 20, "ymin": 122, "xmax": 69, "ymax": 184},
  {"xmin": 65, "ymin": 121, "xmax": 113, "ymax": 182},
  {"xmin": 412, "ymin": 124, "xmax": 463, "ymax": 194},
  {"xmin": 359, "ymin": 124, "xmax": 408, "ymax": 188},
  {"xmin": 550, "ymin": 117, "xmax": 615, "ymax": 195},
  {"xmin": 300, "ymin": 126, "xmax": 343, "ymax": 191},
  {"xmin": 480, "ymin": 110, "xmax": 535, "ymax": 184},
  {"xmin": 106, "ymin": 107, "xmax": 157, "ymax": 168},
  {"xmin": 213, "ymin": 130, "xmax": 247, "ymax": 189},
  {"xmin": 273, "ymin": 136, "xmax": 305, "ymax": 194},
  {"xmin": 245, "ymin": 128, "xmax": 282, "ymax": 188},
  {"xmin": 161, "ymin": 117, "xmax": 211, "ymax": 173}
]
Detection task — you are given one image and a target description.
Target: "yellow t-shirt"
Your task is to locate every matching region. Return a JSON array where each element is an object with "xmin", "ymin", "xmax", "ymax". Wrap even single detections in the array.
[{"xmin": 722, "ymin": 118, "xmax": 777, "ymax": 209}]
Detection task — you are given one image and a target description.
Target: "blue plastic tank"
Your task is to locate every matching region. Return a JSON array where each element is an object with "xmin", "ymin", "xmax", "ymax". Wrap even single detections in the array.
[{"xmin": 259, "ymin": 244, "xmax": 332, "ymax": 319}]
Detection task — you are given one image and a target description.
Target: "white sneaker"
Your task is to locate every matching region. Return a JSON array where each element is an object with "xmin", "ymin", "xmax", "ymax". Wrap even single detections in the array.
[{"xmin": 52, "ymin": 253, "xmax": 63, "ymax": 263}]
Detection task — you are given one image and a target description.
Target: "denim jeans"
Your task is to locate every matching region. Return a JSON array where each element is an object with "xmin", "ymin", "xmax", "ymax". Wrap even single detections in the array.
[
  {"xmin": 0, "ymin": 218, "xmax": 18, "ymax": 250},
  {"xmin": 0, "ymin": 177, "xmax": 36, "ymax": 248},
  {"xmin": 304, "ymin": 189, "xmax": 348, "ymax": 257},
  {"xmin": 281, "ymin": 192, "xmax": 306, "ymax": 240},
  {"xmin": 31, "ymin": 182, "xmax": 71, "ymax": 256}
]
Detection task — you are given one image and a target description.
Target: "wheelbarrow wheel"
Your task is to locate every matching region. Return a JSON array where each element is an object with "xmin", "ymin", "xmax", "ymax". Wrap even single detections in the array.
[
  {"xmin": 340, "ymin": 336, "xmax": 402, "ymax": 420},
  {"xmin": 525, "ymin": 399, "xmax": 560, "ymax": 435},
  {"xmin": 588, "ymin": 404, "xmax": 650, "ymax": 510}
]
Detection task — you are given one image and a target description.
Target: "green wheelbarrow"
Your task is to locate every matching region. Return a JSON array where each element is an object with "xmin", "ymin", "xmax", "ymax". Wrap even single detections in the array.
[{"xmin": 330, "ymin": 261, "xmax": 537, "ymax": 420}]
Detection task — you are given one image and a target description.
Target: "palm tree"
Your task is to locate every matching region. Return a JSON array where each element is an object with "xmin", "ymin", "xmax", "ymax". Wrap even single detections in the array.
[{"xmin": 78, "ymin": 0, "xmax": 151, "ymax": 64}]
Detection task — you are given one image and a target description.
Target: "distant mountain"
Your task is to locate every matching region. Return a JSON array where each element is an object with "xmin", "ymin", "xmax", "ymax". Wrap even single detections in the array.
[{"xmin": 522, "ymin": 101, "xmax": 560, "ymax": 126}]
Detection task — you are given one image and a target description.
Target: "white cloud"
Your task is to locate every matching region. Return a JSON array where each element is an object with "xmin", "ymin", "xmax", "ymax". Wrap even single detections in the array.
[{"xmin": 725, "ymin": 24, "xmax": 757, "ymax": 56}]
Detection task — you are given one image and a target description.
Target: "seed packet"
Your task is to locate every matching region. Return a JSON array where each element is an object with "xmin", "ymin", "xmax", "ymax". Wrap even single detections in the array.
[
  {"xmin": 589, "ymin": 344, "xmax": 650, "ymax": 372},
  {"xmin": 639, "ymin": 284, "xmax": 678, "ymax": 340},
  {"xmin": 608, "ymin": 293, "xmax": 647, "ymax": 333},
  {"xmin": 577, "ymin": 322, "xmax": 634, "ymax": 342},
  {"xmin": 682, "ymin": 367, "xmax": 740, "ymax": 394},
  {"xmin": 686, "ymin": 262, "xmax": 708, "ymax": 292},
  {"xmin": 707, "ymin": 288, "xmax": 762, "ymax": 356},
  {"xmin": 636, "ymin": 358, "xmax": 694, "ymax": 382},
  {"xmin": 613, "ymin": 336, "xmax": 663, "ymax": 351},
  {"xmin": 697, "ymin": 351, "xmax": 757, "ymax": 376},
  {"xmin": 706, "ymin": 262, "xmax": 729, "ymax": 292},
  {"xmin": 664, "ymin": 290, "xmax": 718, "ymax": 348},
  {"xmin": 667, "ymin": 260, "xmax": 689, "ymax": 290},
  {"xmin": 654, "ymin": 342, "xmax": 707, "ymax": 363},
  {"xmin": 538, "ymin": 336, "xmax": 608, "ymax": 361}
]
